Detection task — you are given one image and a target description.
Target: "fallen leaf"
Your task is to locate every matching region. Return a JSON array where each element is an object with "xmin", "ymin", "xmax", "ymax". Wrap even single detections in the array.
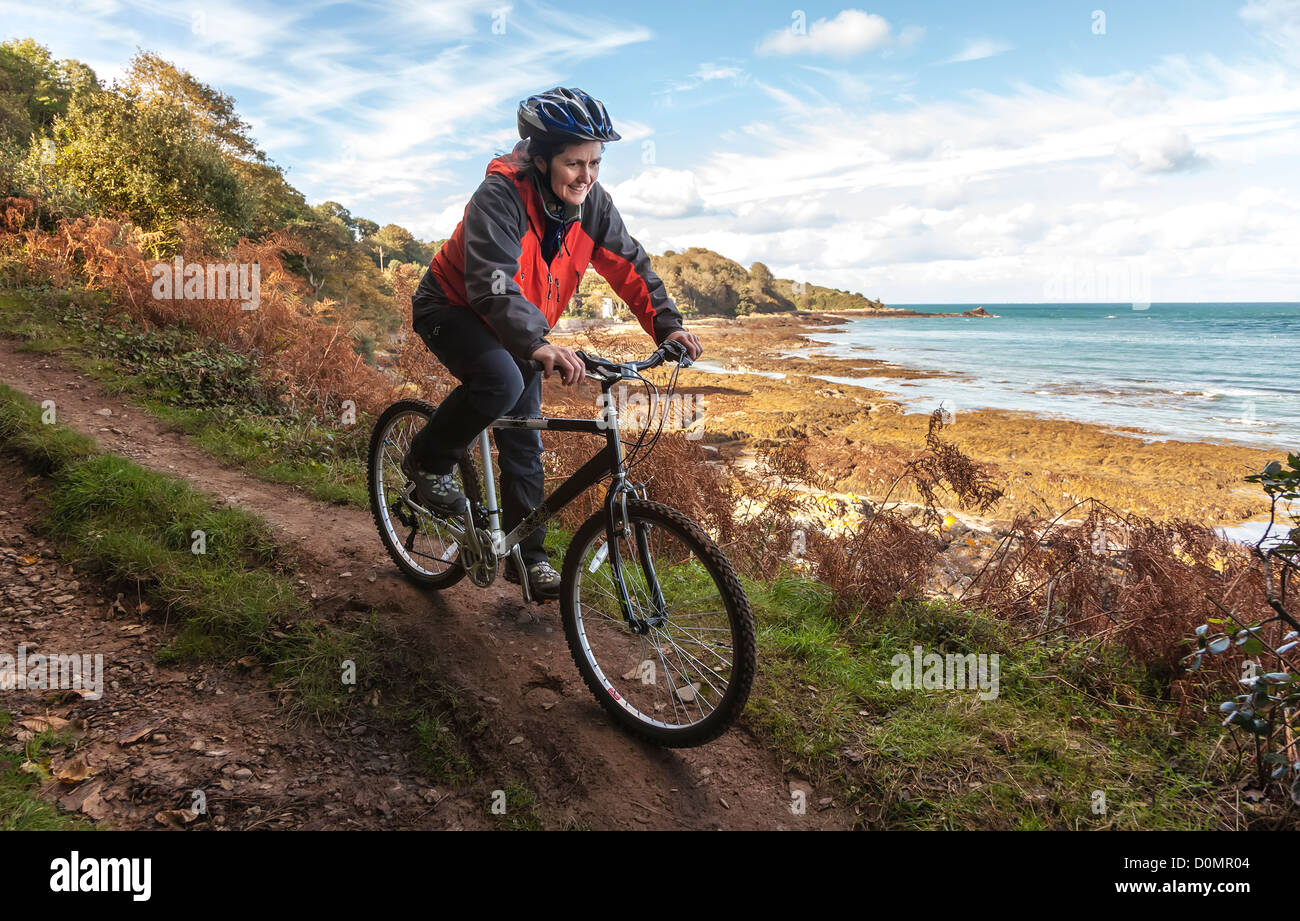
[
  {"xmin": 56, "ymin": 757, "xmax": 93, "ymax": 784},
  {"xmin": 59, "ymin": 778, "xmax": 103, "ymax": 813},
  {"xmin": 508, "ymin": 735, "xmax": 524, "ymax": 745},
  {"xmin": 235, "ymin": 656, "xmax": 258, "ymax": 669},
  {"xmin": 18, "ymin": 715, "xmax": 70, "ymax": 734},
  {"xmin": 52, "ymin": 688, "xmax": 92, "ymax": 702},
  {"xmin": 18, "ymin": 554, "xmax": 38, "ymax": 566},
  {"xmin": 154, "ymin": 809, "xmax": 199, "ymax": 828},
  {"xmin": 81, "ymin": 789, "xmax": 110, "ymax": 820}
]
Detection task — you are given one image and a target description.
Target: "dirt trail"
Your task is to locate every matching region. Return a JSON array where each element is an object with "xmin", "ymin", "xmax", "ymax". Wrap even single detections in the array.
[
  {"xmin": 0, "ymin": 461, "xmax": 486, "ymax": 829},
  {"xmin": 0, "ymin": 337, "xmax": 849, "ymax": 830}
]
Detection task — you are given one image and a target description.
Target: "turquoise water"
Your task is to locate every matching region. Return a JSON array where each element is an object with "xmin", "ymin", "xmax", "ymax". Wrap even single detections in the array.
[{"xmin": 799, "ymin": 303, "xmax": 1300, "ymax": 451}]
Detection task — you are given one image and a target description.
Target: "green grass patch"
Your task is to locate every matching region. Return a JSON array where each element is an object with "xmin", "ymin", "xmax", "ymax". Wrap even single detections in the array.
[
  {"xmin": 491, "ymin": 778, "xmax": 543, "ymax": 831},
  {"xmin": 0, "ymin": 382, "xmax": 99, "ymax": 474},
  {"xmin": 0, "ymin": 712, "xmax": 88, "ymax": 830},
  {"xmin": 743, "ymin": 570, "xmax": 1230, "ymax": 829}
]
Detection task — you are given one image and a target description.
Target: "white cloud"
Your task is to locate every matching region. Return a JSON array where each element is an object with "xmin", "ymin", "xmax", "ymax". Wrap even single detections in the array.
[
  {"xmin": 1117, "ymin": 126, "xmax": 1206, "ymax": 173},
  {"xmin": 1098, "ymin": 169, "xmax": 1144, "ymax": 192},
  {"xmin": 923, "ymin": 178, "xmax": 967, "ymax": 210},
  {"xmin": 1240, "ymin": 0, "xmax": 1300, "ymax": 62},
  {"xmin": 609, "ymin": 168, "xmax": 707, "ymax": 219},
  {"xmin": 941, "ymin": 39, "xmax": 1013, "ymax": 64},
  {"xmin": 756, "ymin": 9, "xmax": 892, "ymax": 58},
  {"xmin": 664, "ymin": 62, "xmax": 747, "ymax": 93},
  {"xmin": 614, "ymin": 33, "xmax": 1300, "ymax": 301}
]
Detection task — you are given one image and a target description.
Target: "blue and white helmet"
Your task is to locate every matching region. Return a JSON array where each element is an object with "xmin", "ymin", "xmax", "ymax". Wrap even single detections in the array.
[{"xmin": 517, "ymin": 87, "xmax": 621, "ymax": 142}]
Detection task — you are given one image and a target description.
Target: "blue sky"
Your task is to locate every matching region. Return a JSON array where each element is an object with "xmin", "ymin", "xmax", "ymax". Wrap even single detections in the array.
[{"xmin": 4, "ymin": 0, "xmax": 1299, "ymax": 302}]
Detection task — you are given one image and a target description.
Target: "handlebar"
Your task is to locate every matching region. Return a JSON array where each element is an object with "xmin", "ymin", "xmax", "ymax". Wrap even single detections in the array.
[{"xmin": 526, "ymin": 338, "xmax": 692, "ymax": 381}]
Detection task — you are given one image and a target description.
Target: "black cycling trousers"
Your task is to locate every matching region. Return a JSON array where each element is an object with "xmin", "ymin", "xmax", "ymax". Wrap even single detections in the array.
[{"xmin": 409, "ymin": 302, "xmax": 547, "ymax": 565}]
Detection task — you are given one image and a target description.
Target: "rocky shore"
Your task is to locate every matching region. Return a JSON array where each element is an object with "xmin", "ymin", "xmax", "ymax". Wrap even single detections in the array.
[{"xmin": 549, "ymin": 310, "xmax": 1281, "ymax": 535}]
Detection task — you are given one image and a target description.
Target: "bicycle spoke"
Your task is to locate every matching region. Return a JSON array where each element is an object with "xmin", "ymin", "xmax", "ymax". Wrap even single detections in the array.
[
  {"xmin": 652, "ymin": 629, "xmax": 710, "ymax": 721},
  {"xmin": 653, "ymin": 626, "xmax": 726, "ymax": 705}
]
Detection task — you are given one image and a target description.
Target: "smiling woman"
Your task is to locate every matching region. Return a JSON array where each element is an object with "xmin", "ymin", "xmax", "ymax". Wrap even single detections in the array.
[{"xmin": 403, "ymin": 86, "xmax": 701, "ymax": 600}]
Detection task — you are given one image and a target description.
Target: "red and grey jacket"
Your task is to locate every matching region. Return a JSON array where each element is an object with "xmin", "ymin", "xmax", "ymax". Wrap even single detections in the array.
[{"xmin": 412, "ymin": 139, "xmax": 684, "ymax": 363}]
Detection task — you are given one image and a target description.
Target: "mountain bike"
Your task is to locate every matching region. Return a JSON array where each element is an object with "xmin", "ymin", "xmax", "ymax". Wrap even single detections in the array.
[{"xmin": 366, "ymin": 339, "xmax": 756, "ymax": 747}]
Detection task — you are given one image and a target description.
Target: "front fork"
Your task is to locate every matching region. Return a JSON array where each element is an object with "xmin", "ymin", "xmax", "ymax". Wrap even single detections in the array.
[{"xmin": 603, "ymin": 479, "xmax": 667, "ymax": 633}]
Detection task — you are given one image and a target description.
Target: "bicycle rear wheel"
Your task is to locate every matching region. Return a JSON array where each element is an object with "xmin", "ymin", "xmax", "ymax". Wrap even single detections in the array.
[
  {"xmin": 368, "ymin": 398, "xmax": 480, "ymax": 589},
  {"xmin": 561, "ymin": 498, "xmax": 756, "ymax": 747}
]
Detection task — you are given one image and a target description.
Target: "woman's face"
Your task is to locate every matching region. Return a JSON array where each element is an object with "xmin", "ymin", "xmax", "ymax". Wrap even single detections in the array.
[{"xmin": 536, "ymin": 141, "xmax": 602, "ymax": 207}]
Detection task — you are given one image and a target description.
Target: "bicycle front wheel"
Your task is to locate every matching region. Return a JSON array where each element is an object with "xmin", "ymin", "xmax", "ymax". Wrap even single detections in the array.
[{"xmin": 561, "ymin": 498, "xmax": 756, "ymax": 747}]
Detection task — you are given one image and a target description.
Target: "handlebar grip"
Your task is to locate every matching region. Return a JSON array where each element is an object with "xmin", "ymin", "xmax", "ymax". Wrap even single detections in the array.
[{"xmin": 661, "ymin": 338, "xmax": 692, "ymax": 367}]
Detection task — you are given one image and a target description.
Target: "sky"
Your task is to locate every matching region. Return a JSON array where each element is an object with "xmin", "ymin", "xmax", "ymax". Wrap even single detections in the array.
[{"xmin": 4, "ymin": 0, "xmax": 1299, "ymax": 303}]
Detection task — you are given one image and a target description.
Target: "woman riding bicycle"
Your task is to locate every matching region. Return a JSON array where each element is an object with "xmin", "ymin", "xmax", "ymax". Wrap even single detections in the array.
[{"xmin": 404, "ymin": 87, "xmax": 703, "ymax": 601}]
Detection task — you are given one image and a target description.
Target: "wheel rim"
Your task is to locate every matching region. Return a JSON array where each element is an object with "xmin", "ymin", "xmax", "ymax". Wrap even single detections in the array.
[
  {"xmin": 570, "ymin": 517, "xmax": 738, "ymax": 732},
  {"xmin": 374, "ymin": 410, "xmax": 464, "ymax": 578}
]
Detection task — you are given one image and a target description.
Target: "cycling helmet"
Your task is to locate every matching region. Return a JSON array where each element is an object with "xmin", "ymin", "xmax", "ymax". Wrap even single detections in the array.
[{"xmin": 517, "ymin": 87, "xmax": 621, "ymax": 142}]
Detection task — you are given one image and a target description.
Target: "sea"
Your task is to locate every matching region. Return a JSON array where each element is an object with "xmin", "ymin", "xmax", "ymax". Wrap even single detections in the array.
[{"xmin": 799, "ymin": 302, "xmax": 1299, "ymax": 452}]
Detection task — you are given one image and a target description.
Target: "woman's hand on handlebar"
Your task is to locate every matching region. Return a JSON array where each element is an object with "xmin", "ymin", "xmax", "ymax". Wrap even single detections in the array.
[
  {"xmin": 531, "ymin": 344, "xmax": 585, "ymax": 388},
  {"xmin": 664, "ymin": 329, "xmax": 703, "ymax": 361}
]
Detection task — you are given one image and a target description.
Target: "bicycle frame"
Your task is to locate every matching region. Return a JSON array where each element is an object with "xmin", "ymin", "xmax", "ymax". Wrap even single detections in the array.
[{"xmin": 414, "ymin": 373, "xmax": 665, "ymax": 627}]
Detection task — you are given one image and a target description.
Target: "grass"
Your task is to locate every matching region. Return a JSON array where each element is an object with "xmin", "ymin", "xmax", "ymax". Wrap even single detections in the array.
[
  {"xmin": 0, "ymin": 288, "xmax": 506, "ymax": 813},
  {"xmin": 400, "ymin": 676, "xmax": 481, "ymax": 786},
  {"xmin": 491, "ymin": 778, "xmax": 544, "ymax": 831},
  {"xmin": 742, "ymin": 570, "xmax": 1237, "ymax": 829},
  {"xmin": 0, "ymin": 711, "xmax": 89, "ymax": 830},
  {"xmin": 0, "ymin": 381, "xmax": 99, "ymax": 473}
]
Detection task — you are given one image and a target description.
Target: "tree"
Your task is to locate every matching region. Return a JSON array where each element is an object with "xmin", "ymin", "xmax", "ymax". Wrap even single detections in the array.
[
  {"xmin": 41, "ymin": 88, "xmax": 247, "ymax": 250},
  {"xmin": 354, "ymin": 218, "xmax": 379, "ymax": 242},
  {"xmin": 367, "ymin": 223, "xmax": 417, "ymax": 269},
  {"xmin": 287, "ymin": 203, "xmax": 356, "ymax": 298},
  {"xmin": 316, "ymin": 201, "xmax": 358, "ymax": 240},
  {"xmin": 121, "ymin": 51, "xmax": 308, "ymax": 239},
  {"xmin": 123, "ymin": 51, "xmax": 258, "ymax": 161},
  {"xmin": 0, "ymin": 39, "xmax": 98, "ymax": 145}
]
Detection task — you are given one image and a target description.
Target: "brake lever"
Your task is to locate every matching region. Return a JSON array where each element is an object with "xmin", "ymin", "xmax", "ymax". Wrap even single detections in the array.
[{"xmin": 662, "ymin": 339, "xmax": 692, "ymax": 367}]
